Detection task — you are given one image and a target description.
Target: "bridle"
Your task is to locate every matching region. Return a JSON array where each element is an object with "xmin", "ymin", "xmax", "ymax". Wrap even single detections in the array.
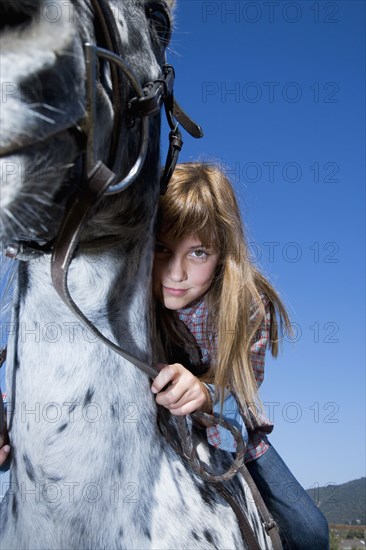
[
  {"xmin": 83, "ymin": 0, "xmax": 204, "ymax": 196},
  {"xmin": 1, "ymin": 0, "xmax": 247, "ymax": 485}
]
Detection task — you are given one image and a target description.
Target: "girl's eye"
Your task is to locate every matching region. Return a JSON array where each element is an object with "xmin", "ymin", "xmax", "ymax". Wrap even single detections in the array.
[
  {"xmin": 155, "ymin": 242, "xmax": 169, "ymax": 254},
  {"xmin": 191, "ymin": 249, "xmax": 208, "ymax": 259},
  {"xmin": 146, "ymin": 3, "xmax": 171, "ymax": 44}
]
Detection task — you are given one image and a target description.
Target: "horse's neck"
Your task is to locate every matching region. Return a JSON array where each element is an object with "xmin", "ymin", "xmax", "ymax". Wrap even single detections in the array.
[{"xmin": 11, "ymin": 229, "xmax": 158, "ymax": 454}]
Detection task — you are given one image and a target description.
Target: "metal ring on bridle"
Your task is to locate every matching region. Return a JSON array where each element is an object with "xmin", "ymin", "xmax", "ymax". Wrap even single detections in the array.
[{"xmin": 84, "ymin": 43, "xmax": 149, "ymax": 195}]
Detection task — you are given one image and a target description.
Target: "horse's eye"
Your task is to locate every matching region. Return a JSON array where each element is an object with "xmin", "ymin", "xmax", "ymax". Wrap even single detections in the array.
[{"xmin": 146, "ymin": 3, "xmax": 171, "ymax": 44}]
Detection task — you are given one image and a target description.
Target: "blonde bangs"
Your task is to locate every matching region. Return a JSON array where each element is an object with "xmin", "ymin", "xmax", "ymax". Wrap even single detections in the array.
[{"xmin": 158, "ymin": 167, "xmax": 222, "ymax": 249}]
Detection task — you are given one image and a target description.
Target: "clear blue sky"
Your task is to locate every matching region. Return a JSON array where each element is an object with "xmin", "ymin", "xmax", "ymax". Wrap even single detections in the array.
[
  {"xmin": 1, "ymin": 1, "xmax": 365, "ymax": 492},
  {"xmin": 162, "ymin": 0, "xmax": 365, "ymax": 489}
]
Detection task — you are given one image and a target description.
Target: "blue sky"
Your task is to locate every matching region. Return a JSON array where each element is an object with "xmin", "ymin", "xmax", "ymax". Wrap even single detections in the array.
[
  {"xmin": 162, "ymin": 0, "xmax": 365, "ymax": 489},
  {"xmin": 1, "ymin": 1, "xmax": 364, "ymax": 492}
]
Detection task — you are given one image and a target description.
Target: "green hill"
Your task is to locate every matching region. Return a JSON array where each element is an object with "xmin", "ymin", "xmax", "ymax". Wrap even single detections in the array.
[{"xmin": 307, "ymin": 477, "xmax": 366, "ymax": 525}]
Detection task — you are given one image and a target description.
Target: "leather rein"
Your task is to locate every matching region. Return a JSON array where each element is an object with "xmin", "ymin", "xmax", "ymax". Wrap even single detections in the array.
[{"xmin": 1, "ymin": 0, "xmax": 248, "ymax": 484}]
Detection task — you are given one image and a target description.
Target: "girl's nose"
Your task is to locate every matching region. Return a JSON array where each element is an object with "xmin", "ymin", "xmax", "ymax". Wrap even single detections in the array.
[{"xmin": 168, "ymin": 256, "xmax": 187, "ymax": 282}]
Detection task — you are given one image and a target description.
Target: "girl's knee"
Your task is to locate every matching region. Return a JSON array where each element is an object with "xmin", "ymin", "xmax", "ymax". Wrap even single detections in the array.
[
  {"xmin": 312, "ymin": 510, "xmax": 330, "ymax": 548},
  {"xmin": 287, "ymin": 509, "xmax": 329, "ymax": 550}
]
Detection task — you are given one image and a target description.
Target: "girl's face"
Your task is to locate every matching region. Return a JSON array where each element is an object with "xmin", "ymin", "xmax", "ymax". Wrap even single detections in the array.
[{"xmin": 153, "ymin": 233, "xmax": 220, "ymax": 310}]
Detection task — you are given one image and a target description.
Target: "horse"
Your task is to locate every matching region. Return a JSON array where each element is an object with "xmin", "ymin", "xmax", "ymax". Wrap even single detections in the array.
[{"xmin": 0, "ymin": 1, "xmax": 274, "ymax": 548}]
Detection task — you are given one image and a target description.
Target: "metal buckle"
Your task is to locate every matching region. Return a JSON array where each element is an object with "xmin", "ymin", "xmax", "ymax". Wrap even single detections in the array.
[
  {"xmin": 129, "ymin": 65, "xmax": 175, "ymax": 118},
  {"xmin": 264, "ymin": 518, "xmax": 277, "ymax": 532}
]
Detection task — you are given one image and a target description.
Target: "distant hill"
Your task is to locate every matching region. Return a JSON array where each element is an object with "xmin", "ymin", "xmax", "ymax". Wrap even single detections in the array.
[{"xmin": 307, "ymin": 477, "xmax": 366, "ymax": 525}]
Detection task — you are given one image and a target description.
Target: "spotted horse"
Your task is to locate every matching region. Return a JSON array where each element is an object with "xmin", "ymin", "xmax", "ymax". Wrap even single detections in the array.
[{"xmin": 0, "ymin": 1, "xmax": 277, "ymax": 548}]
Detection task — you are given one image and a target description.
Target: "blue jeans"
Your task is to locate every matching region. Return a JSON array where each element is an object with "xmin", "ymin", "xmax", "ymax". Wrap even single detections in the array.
[{"xmin": 245, "ymin": 444, "xmax": 329, "ymax": 549}]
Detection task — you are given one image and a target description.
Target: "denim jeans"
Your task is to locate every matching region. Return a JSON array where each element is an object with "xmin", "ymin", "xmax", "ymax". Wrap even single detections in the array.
[{"xmin": 245, "ymin": 444, "xmax": 330, "ymax": 550}]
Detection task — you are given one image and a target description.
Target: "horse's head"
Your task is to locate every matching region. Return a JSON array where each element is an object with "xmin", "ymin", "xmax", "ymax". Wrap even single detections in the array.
[{"xmin": 0, "ymin": 0, "xmax": 174, "ymax": 245}]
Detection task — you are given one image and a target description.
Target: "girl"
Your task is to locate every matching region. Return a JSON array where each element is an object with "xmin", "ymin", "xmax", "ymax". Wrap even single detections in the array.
[{"xmin": 151, "ymin": 162, "xmax": 329, "ymax": 550}]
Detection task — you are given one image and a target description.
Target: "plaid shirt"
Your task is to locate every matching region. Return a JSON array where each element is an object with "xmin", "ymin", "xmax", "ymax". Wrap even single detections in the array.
[{"xmin": 177, "ymin": 298, "xmax": 273, "ymax": 462}]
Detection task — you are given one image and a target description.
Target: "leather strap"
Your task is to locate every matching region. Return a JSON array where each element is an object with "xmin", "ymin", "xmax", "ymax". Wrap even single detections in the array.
[
  {"xmin": 0, "ymin": 348, "xmax": 6, "ymax": 368},
  {"xmin": 50, "ymin": 161, "xmax": 158, "ymax": 379},
  {"xmin": 157, "ymin": 408, "xmax": 246, "ymax": 483},
  {"xmin": 240, "ymin": 465, "xmax": 283, "ymax": 549},
  {"xmin": 89, "ymin": 0, "xmax": 124, "ymax": 171},
  {"xmin": 172, "ymin": 98, "xmax": 203, "ymax": 139},
  {"xmin": 157, "ymin": 406, "xmax": 270, "ymax": 549},
  {"xmin": 215, "ymin": 482, "xmax": 262, "ymax": 550},
  {"xmin": 160, "ymin": 127, "xmax": 183, "ymax": 195},
  {"xmin": 0, "ymin": 348, "xmax": 6, "ymax": 436}
]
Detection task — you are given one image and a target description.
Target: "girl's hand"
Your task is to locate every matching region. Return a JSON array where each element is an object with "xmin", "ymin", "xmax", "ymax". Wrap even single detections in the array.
[
  {"xmin": 0, "ymin": 428, "xmax": 10, "ymax": 467},
  {"xmin": 151, "ymin": 363, "xmax": 211, "ymax": 416}
]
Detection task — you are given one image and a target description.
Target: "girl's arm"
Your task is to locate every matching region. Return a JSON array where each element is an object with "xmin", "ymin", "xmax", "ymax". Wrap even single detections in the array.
[
  {"xmin": 151, "ymin": 305, "xmax": 270, "ymax": 450},
  {"xmin": 204, "ymin": 309, "xmax": 271, "ymax": 451}
]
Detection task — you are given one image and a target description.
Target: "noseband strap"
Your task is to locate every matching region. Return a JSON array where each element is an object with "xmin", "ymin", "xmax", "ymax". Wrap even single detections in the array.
[{"xmin": 89, "ymin": 0, "xmax": 124, "ymax": 171}]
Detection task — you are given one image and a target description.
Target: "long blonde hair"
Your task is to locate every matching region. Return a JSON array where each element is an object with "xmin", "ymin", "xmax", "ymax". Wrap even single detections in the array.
[{"xmin": 156, "ymin": 162, "xmax": 291, "ymax": 413}]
